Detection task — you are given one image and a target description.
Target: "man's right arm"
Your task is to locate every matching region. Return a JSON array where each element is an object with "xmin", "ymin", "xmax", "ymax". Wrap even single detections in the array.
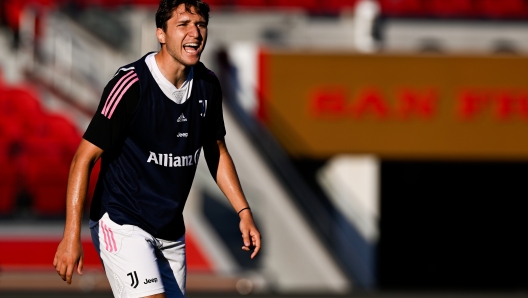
[
  {"xmin": 53, "ymin": 139, "xmax": 103, "ymax": 284},
  {"xmin": 53, "ymin": 68, "xmax": 140, "ymax": 284}
]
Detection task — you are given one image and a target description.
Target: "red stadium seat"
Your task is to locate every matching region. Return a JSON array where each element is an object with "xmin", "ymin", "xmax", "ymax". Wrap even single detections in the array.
[
  {"xmin": 1, "ymin": 86, "xmax": 44, "ymax": 134},
  {"xmin": 0, "ymin": 139, "xmax": 9, "ymax": 158},
  {"xmin": 71, "ymin": 0, "xmax": 122, "ymax": 9},
  {"xmin": 426, "ymin": 0, "xmax": 474, "ymax": 17},
  {"xmin": 476, "ymin": 0, "xmax": 527, "ymax": 19},
  {"xmin": 323, "ymin": 0, "xmax": 359, "ymax": 14},
  {"xmin": 379, "ymin": 0, "xmax": 424, "ymax": 16},
  {"xmin": 0, "ymin": 117, "xmax": 23, "ymax": 144},
  {"xmin": 2, "ymin": 86, "xmax": 42, "ymax": 114},
  {"xmin": 4, "ymin": 0, "xmax": 24, "ymax": 31},
  {"xmin": 233, "ymin": 0, "xmax": 268, "ymax": 8},
  {"xmin": 21, "ymin": 135, "xmax": 65, "ymax": 168},
  {"xmin": 18, "ymin": 135, "xmax": 64, "ymax": 185},
  {"xmin": 43, "ymin": 114, "xmax": 80, "ymax": 139},
  {"xmin": 0, "ymin": 156, "xmax": 18, "ymax": 215},
  {"xmin": 127, "ymin": 0, "xmax": 161, "ymax": 6},
  {"xmin": 21, "ymin": 136, "xmax": 69, "ymax": 216},
  {"xmin": 18, "ymin": 111, "xmax": 83, "ymax": 216},
  {"xmin": 0, "ymin": 81, "xmax": 83, "ymax": 217},
  {"xmin": 105, "ymin": 0, "xmax": 126, "ymax": 8},
  {"xmin": 15, "ymin": 114, "xmax": 81, "ymax": 165},
  {"xmin": 41, "ymin": 113, "xmax": 81, "ymax": 161},
  {"xmin": 2, "ymin": 0, "xmax": 56, "ymax": 36},
  {"xmin": 269, "ymin": 0, "xmax": 319, "ymax": 11},
  {"xmin": 25, "ymin": 0, "xmax": 59, "ymax": 9},
  {"xmin": 0, "ymin": 116, "xmax": 24, "ymax": 163},
  {"xmin": 23, "ymin": 113, "xmax": 48, "ymax": 138},
  {"xmin": 0, "ymin": 109, "xmax": 26, "ymax": 216},
  {"xmin": 25, "ymin": 155, "xmax": 69, "ymax": 216}
]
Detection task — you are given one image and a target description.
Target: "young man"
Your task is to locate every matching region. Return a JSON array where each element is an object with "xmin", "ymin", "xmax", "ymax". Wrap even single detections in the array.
[{"xmin": 53, "ymin": 1, "xmax": 261, "ymax": 297}]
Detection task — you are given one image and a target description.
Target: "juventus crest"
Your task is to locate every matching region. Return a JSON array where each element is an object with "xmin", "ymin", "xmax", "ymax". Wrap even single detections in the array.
[{"xmin": 199, "ymin": 100, "xmax": 207, "ymax": 117}]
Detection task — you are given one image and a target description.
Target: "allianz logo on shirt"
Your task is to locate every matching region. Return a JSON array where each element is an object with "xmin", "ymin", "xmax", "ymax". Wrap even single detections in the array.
[
  {"xmin": 177, "ymin": 132, "xmax": 188, "ymax": 137},
  {"xmin": 147, "ymin": 149, "xmax": 200, "ymax": 167}
]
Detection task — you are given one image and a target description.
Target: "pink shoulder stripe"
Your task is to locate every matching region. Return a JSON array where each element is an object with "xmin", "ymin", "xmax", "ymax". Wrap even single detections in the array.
[
  {"xmin": 102, "ymin": 71, "xmax": 136, "ymax": 116},
  {"xmin": 103, "ymin": 73, "xmax": 138, "ymax": 117},
  {"xmin": 107, "ymin": 78, "xmax": 139, "ymax": 119}
]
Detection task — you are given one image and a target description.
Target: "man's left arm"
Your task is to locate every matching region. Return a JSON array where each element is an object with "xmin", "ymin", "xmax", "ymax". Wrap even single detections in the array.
[{"xmin": 203, "ymin": 138, "xmax": 261, "ymax": 259}]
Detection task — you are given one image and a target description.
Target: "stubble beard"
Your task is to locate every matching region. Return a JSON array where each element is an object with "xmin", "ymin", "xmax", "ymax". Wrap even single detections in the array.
[{"xmin": 166, "ymin": 43, "xmax": 201, "ymax": 68}]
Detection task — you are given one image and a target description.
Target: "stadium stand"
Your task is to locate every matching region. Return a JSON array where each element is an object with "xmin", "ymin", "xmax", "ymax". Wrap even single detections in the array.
[
  {"xmin": 269, "ymin": 0, "xmax": 319, "ymax": 11},
  {"xmin": 378, "ymin": 0, "xmax": 423, "ymax": 16},
  {"xmin": 23, "ymin": 114, "xmax": 81, "ymax": 216},
  {"xmin": 0, "ymin": 152, "xmax": 18, "ymax": 215},
  {"xmin": 3, "ymin": 0, "xmax": 528, "ymax": 293},
  {"xmin": 231, "ymin": 0, "xmax": 267, "ymax": 8},
  {"xmin": 476, "ymin": 0, "xmax": 528, "ymax": 18},
  {"xmin": 0, "ymin": 78, "xmax": 19, "ymax": 215},
  {"xmin": 3, "ymin": 1, "xmax": 23, "ymax": 32},
  {"xmin": 0, "ymin": 114, "xmax": 19, "ymax": 215},
  {"xmin": 324, "ymin": 0, "xmax": 360, "ymax": 13},
  {"xmin": 23, "ymin": 144, "xmax": 69, "ymax": 215},
  {"xmin": 3, "ymin": 0, "xmax": 528, "ymax": 21},
  {"xmin": 0, "ymin": 70, "xmax": 90, "ymax": 217},
  {"xmin": 424, "ymin": 0, "xmax": 474, "ymax": 17}
]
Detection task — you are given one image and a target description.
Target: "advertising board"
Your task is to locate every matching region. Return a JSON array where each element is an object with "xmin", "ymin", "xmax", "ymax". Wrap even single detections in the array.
[{"xmin": 260, "ymin": 52, "xmax": 528, "ymax": 159}]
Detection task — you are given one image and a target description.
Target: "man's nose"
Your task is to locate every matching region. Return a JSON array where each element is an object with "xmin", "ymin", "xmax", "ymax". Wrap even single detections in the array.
[{"xmin": 188, "ymin": 25, "xmax": 200, "ymax": 38}]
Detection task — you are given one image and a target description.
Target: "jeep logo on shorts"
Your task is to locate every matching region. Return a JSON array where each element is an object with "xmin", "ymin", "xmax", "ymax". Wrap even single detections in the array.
[{"xmin": 144, "ymin": 278, "xmax": 158, "ymax": 284}]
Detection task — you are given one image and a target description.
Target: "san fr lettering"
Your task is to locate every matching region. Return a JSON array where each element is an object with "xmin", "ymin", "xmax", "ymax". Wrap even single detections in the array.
[{"xmin": 310, "ymin": 86, "xmax": 528, "ymax": 122}]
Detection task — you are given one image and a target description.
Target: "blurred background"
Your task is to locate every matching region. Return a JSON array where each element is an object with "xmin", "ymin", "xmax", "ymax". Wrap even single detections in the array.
[{"xmin": 1, "ymin": 0, "xmax": 528, "ymax": 297}]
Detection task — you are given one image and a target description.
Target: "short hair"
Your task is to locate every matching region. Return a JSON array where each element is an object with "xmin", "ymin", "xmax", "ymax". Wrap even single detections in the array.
[{"xmin": 155, "ymin": 0, "xmax": 210, "ymax": 31}]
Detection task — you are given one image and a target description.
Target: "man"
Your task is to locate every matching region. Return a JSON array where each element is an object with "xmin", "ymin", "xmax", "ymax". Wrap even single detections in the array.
[{"xmin": 53, "ymin": 1, "xmax": 261, "ymax": 297}]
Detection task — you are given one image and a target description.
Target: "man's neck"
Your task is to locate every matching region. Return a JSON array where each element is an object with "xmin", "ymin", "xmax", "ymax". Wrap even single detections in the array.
[{"xmin": 154, "ymin": 50, "xmax": 189, "ymax": 89}]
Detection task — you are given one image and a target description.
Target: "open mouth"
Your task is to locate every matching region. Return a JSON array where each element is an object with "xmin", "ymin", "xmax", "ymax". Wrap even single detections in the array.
[{"xmin": 183, "ymin": 43, "xmax": 200, "ymax": 54}]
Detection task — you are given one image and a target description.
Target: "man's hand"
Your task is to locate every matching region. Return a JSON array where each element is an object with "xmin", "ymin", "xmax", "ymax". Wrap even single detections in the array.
[
  {"xmin": 239, "ymin": 209, "xmax": 261, "ymax": 259},
  {"xmin": 53, "ymin": 236, "xmax": 84, "ymax": 284},
  {"xmin": 53, "ymin": 140, "xmax": 102, "ymax": 284},
  {"xmin": 204, "ymin": 138, "xmax": 261, "ymax": 258}
]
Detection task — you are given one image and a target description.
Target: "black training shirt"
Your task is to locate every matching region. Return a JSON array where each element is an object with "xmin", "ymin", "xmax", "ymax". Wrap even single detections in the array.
[{"xmin": 84, "ymin": 53, "xmax": 226, "ymax": 240}]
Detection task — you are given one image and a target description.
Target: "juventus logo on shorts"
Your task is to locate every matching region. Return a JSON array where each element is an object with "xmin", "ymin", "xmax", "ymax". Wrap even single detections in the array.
[{"xmin": 127, "ymin": 271, "xmax": 139, "ymax": 288}]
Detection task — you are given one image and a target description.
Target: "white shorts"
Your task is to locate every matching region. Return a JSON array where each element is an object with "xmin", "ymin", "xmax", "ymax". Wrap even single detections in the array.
[{"xmin": 90, "ymin": 213, "xmax": 186, "ymax": 298}]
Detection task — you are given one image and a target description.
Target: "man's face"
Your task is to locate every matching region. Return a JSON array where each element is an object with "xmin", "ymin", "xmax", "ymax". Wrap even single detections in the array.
[{"xmin": 157, "ymin": 4, "xmax": 208, "ymax": 67}]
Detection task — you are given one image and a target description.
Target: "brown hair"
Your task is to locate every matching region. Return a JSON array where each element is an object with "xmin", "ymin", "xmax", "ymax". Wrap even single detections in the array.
[{"xmin": 155, "ymin": 0, "xmax": 210, "ymax": 31}]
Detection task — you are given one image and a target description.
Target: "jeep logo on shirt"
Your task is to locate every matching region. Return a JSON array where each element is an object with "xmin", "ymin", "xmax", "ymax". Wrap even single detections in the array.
[{"xmin": 144, "ymin": 278, "xmax": 158, "ymax": 284}]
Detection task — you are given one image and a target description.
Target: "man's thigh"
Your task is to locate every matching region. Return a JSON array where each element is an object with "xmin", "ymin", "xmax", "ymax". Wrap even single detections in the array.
[
  {"xmin": 91, "ymin": 213, "xmax": 164, "ymax": 298},
  {"xmin": 155, "ymin": 235, "xmax": 186, "ymax": 298}
]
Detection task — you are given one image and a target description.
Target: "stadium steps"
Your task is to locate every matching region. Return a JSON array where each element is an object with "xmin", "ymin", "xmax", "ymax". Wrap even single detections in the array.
[{"xmin": 180, "ymin": 98, "xmax": 350, "ymax": 292}]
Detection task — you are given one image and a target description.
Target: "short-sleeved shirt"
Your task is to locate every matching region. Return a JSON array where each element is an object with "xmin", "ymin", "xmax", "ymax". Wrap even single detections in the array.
[{"xmin": 84, "ymin": 52, "xmax": 226, "ymax": 240}]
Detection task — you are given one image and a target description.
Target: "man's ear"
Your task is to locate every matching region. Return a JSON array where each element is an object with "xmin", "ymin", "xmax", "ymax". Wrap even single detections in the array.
[{"xmin": 156, "ymin": 28, "xmax": 166, "ymax": 44}]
